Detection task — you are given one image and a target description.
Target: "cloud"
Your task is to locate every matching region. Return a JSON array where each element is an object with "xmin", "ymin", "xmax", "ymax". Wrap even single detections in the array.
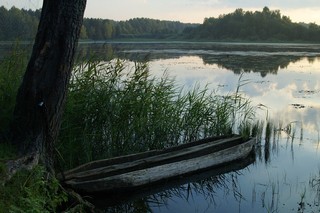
[
  {"xmin": 5, "ymin": 0, "xmax": 320, "ymax": 24},
  {"xmin": 1, "ymin": 0, "xmax": 41, "ymax": 10},
  {"xmin": 209, "ymin": 0, "xmax": 320, "ymax": 9}
]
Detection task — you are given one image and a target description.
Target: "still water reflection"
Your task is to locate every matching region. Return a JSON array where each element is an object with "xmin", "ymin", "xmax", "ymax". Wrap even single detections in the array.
[
  {"xmin": 79, "ymin": 42, "xmax": 320, "ymax": 212},
  {"xmin": 3, "ymin": 41, "xmax": 320, "ymax": 212}
]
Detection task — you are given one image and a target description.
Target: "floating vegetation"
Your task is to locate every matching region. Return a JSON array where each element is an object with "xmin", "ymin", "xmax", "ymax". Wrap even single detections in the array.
[
  {"xmin": 298, "ymin": 90, "xmax": 318, "ymax": 95},
  {"xmin": 294, "ymin": 90, "xmax": 320, "ymax": 99},
  {"xmin": 291, "ymin": 103, "xmax": 306, "ymax": 109}
]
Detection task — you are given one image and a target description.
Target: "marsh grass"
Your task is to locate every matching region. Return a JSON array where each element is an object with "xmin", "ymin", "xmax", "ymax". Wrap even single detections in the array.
[
  {"xmin": 58, "ymin": 59, "xmax": 257, "ymax": 169},
  {"xmin": 0, "ymin": 48, "xmax": 279, "ymax": 212},
  {"xmin": 0, "ymin": 45, "xmax": 27, "ymax": 135},
  {"xmin": 0, "ymin": 48, "xmax": 259, "ymax": 170}
]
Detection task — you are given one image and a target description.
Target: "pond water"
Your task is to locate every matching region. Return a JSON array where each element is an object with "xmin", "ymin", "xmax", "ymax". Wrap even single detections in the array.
[
  {"xmin": 3, "ymin": 41, "xmax": 320, "ymax": 212},
  {"xmin": 77, "ymin": 42, "xmax": 320, "ymax": 213}
]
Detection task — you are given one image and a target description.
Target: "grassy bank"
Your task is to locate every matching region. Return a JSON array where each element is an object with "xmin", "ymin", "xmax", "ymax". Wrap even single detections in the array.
[{"xmin": 0, "ymin": 46, "xmax": 27, "ymax": 137}]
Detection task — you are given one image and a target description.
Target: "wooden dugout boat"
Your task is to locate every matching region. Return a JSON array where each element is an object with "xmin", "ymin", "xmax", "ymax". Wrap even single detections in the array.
[
  {"xmin": 93, "ymin": 153, "xmax": 256, "ymax": 207},
  {"xmin": 61, "ymin": 135, "xmax": 255, "ymax": 194}
]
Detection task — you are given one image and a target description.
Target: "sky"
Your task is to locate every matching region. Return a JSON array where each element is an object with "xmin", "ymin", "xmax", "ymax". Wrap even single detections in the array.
[{"xmin": 2, "ymin": 0, "xmax": 320, "ymax": 24}]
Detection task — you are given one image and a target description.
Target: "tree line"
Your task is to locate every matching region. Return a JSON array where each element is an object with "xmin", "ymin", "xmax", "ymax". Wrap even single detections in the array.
[
  {"xmin": 0, "ymin": 6, "xmax": 40, "ymax": 40},
  {"xmin": 183, "ymin": 7, "xmax": 320, "ymax": 42},
  {"xmin": 1, "ymin": 6, "xmax": 320, "ymax": 42},
  {"xmin": 81, "ymin": 17, "xmax": 196, "ymax": 40},
  {"xmin": 0, "ymin": 6, "xmax": 194, "ymax": 41}
]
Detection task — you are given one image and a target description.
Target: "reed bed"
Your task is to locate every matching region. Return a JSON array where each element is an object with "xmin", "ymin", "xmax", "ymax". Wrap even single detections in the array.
[
  {"xmin": 0, "ymin": 50, "xmax": 269, "ymax": 211},
  {"xmin": 0, "ymin": 46, "xmax": 27, "ymax": 135},
  {"xmin": 0, "ymin": 48, "xmax": 259, "ymax": 170},
  {"xmin": 57, "ymin": 58, "xmax": 257, "ymax": 169}
]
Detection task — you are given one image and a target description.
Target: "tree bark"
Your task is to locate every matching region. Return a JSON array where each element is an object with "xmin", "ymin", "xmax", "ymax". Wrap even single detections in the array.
[{"xmin": 10, "ymin": 0, "xmax": 87, "ymax": 173}]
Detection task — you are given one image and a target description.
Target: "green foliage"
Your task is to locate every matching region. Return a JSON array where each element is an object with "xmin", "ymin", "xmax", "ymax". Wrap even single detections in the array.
[
  {"xmin": 0, "ymin": 45, "xmax": 68, "ymax": 213},
  {"xmin": 251, "ymin": 120, "xmax": 264, "ymax": 140},
  {"xmin": 185, "ymin": 7, "xmax": 320, "ymax": 42},
  {"xmin": 0, "ymin": 142, "xmax": 15, "ymax": 160},
  {"xmin": 0, "ymin": 6, "xmax": 40, "ymax": 41},
  {"xmin": 0, "ymin": 166, "xmax": 67, "ymax": 213},
  {"xmin": 82, "ymin": 17, "xmax": 196, "ymax": 40},
  {"xmin": 2, "ymin": 6, "xmax": 320, "ymax": 42},
  {"xmin": 0, "ymin": 47, "xmax": 259, "ymax": 211},
  {"xmin": 0, "ymin": 6, "xmax": 195, "ymax": 41},
  {"xmin": 58, "ymin": 59, "xmax": 256, "ymax": 169},
  {"xmin": 0, "ymin": 44, "xmax": 27, "ymax": 134}
]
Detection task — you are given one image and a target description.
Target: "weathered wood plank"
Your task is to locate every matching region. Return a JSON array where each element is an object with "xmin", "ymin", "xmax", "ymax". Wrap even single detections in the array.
[
  {"xmin": 63, "ymin": 134, "xmax": 235, "ymax": 176},
  {"xmin": 63, "ymin": 136, "xmax": 243, "ymax": 181},
  {"xmin": 65, "ymin": 137, "xmax": 255, "ymax": 193},
  {"xmin": 92, "ymin": 153, "xmax": 255, "ymax": 206}
]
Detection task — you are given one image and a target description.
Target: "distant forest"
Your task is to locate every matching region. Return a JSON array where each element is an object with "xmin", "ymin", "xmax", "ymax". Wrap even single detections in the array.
[
  {"xmin": 1, "ymin": 6, "xmax": 320, "ymax": 42},
  {"xmin": 0, "ymin": 6, "xmax": 194, "ymax": 41},
  {"xmin": 184, "ymin": 7, "xmax": 320, "ymax": 42}
]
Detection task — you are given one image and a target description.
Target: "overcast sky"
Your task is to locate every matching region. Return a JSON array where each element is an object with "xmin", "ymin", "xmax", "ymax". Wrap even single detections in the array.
[{"xmin": 2, "ymin": 0, "xmax": 320, "ymax": 24}]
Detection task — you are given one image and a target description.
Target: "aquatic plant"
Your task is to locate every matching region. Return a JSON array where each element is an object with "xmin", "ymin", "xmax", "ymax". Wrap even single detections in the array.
[
  {"xmin": 0, "ymin": 45, "xmax": 27, "ymax": 135},
  {"xmin": 0, "ymin": 50, "xmax": 260, "ymax": 211},
  {"xmin": 58, "ymin": 59, "xmax": 257, "ymax": 169}
]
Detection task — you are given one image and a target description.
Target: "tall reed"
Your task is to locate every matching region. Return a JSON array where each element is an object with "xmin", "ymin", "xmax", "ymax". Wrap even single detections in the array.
[
  {"xmin": 0, "ymin": 49, "xmax": 258, "ymax": 170},
  {"xmin": 58, "ymin": 59, "xmax": 257, "ymax": 169},
  {"xmin": 0, "ymin": 47, "xmax": 264, "ymax": 212},
  {"xmin": 0, "ymin": 45, "xmax": 27, "ymax": 136}
]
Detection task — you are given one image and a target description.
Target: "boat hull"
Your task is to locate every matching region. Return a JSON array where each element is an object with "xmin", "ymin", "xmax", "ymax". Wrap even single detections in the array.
[{"xmin": 62, "ymin": 136, "xmax": 256, "ymax": 194}]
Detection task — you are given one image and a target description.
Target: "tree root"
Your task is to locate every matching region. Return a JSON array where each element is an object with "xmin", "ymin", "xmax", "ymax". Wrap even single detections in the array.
[
  {"xmin": 60, "ymin": 188, "xmax": 95, "ymax": 212},
  {"xmin": 4, "ymin": 152, "xmax": 39, "ymax": 181}
]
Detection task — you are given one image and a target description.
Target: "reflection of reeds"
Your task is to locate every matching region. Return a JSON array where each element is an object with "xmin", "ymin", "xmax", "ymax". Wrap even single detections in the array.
[
  {"xmin": 298, "ymin": 187, "xmax": 306, "ymax": 213},
  {"xmin": 264, "ymin": 120, "xmax": 273, "ymax": 164},
  {"xmin": 309, "ymin": 171, "xmax": 320, "ymax": 207},
  {"xmin": 265, "ymin": 120, "xmax": 273, "ymax": 143},
  {"xmin": 254, "ymin": 180, "xmax": 280, "ymax": 213},
  {"xmin": 261, "ymin": 120, "xmax": 307, "ymax": 163},
  {"xmin": 111, "ymin": 173, "xmax": 242, "ymax": 212},
  {"xmin": 104, "ymin": 174, "xmax": 227, "ymax": 212},
  {"xmin": 101, "ymin": 153, "xmax": 255, "ymax": 211}
]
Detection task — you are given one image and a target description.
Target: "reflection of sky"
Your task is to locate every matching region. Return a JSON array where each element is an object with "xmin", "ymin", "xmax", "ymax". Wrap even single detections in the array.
[
  {"xmin": 148, "ymin": 56, "xmax": 320, "ymax": 138},
  {"xmin": 151, "ymin": 137, "xmax": 320, "ymax": 213},
  {"xmin": 147, "ymin": 55, "xmax": 320, "ymax": 212},
  {"xmin": 88, "ymin": 46, "xmax": 320, "ymax": 212},
  {"xmin": 151, "ymin": 142, "xmax": 320, "ymax": 213}
]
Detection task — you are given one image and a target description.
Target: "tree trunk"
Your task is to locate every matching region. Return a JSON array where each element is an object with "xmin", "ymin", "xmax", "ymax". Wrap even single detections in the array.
[{"xmin": 10, "ymin": 0, "xmax": 87, "ymax": 173}]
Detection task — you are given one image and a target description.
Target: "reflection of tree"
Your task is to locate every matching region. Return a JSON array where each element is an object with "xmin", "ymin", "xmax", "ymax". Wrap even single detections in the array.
[
  {"xmin": 201, "ymin": 55, "xmax": 301, "ymax": 77},
  {"xmin": 76, "ymin": 42, "xmax": 320, "ymax": 78},
  {"xmin": 76, "ymin": 43, "xmax": 115, "ymax": 61},
  {"xmin": 77, "ymin": 42, "xmax": 182, "ymax": 62}
]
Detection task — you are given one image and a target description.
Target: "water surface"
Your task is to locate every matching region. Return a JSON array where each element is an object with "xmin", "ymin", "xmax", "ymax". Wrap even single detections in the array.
[
  {"xmin": 83, "ymin": 42, "xmax": 320, "ymax": 213},
  {"xmin": 3, "ymin": 41, "xmax": 320, "ymax": 212}
]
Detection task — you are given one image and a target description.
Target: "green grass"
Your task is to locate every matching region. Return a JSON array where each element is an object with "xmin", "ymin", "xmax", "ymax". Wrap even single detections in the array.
[
  {"xmin": 0, "ymin": 166, "xmax": 67, "ymax": 213},
  {"xmin": 0, "ymin": 45, "xmax": 27, "ymax": 135}
]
